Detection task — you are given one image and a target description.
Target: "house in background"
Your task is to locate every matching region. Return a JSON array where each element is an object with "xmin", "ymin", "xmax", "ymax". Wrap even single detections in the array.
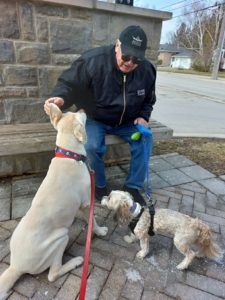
[
  {"xmin": 170, "ymin": 48, "xmax": 194, "ymax": 69},
  {"xmin": 158, "ymin": 44, "xmax": 179, "ymax": 66},
  {"xmin": 158, "ymin": 44, "xmax": 194, "ymax": 69}
]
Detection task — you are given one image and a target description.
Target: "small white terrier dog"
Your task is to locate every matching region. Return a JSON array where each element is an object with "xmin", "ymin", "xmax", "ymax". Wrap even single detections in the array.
[{"xmin": 102, "ymin": 190, "xmax": 223, "ymax": 270}]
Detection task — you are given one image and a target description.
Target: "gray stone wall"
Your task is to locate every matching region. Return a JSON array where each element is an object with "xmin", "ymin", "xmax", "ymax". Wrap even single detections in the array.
[{"xmin": 0, "ymin": 0, "xmax": 171, "ymax": 124}]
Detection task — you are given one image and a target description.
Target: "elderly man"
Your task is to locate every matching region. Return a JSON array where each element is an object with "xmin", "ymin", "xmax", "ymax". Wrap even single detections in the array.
[{"xmin": 44, "ymin": 25, "xmax": 156, "ymax": 204}]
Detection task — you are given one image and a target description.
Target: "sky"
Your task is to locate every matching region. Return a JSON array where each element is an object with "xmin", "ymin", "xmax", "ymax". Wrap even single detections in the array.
[
  {"xmin": 133, "ymin": 0, "xmax": 217, "ymax": 44},
  {"xmin": 134, "ymin": 0, "xmax": 184, "ymax": 43},
  {"xmin": 99, "ymin": 1, "xmax": 218, "ymax": 44}
]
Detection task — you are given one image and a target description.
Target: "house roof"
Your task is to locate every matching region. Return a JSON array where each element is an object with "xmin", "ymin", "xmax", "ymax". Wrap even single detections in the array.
[
  {"xmin": 159, "ymin": 43, "xmax": 179, "ymax": 53},
  {"xmin": 171, "ymin": 48, "xmax": 194, "ymax": 58},
  {"xmin": 159, "ymin": 44, "xmax": 194, "ymax": 57}
]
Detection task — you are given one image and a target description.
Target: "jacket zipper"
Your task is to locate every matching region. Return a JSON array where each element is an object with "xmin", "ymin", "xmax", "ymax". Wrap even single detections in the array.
[{"xmin": 118, "ymin": 74, "xmax": 126, "ymax": 126}]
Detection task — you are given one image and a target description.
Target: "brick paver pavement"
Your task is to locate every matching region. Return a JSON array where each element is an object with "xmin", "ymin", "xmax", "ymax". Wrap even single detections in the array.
[{"xmin": 0, "ymin": 153, "xmax": 225, "ymax": 299}]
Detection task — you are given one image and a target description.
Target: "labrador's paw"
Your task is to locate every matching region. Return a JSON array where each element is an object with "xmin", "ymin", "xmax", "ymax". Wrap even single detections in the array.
[
  {"xmin": 73, "ymin": 256, "xmax": 84, "ymax": 268},
  {"xmin": 95, "ymin": 226, "xmax": 108, "ymax": 237}
]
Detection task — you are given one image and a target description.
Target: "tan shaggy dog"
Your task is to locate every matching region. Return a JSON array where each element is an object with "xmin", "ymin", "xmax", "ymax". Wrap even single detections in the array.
[
  {"xmin": 102, "ymin": 190, "xmax": 222, "ymax": 270},
  {"xmin": 0, "ymin": 104, "xmax": 108, "ymax": 300}
]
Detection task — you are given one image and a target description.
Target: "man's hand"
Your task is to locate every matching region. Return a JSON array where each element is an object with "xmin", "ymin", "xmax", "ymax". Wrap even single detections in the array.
[
  {"xmin": 134, "ymin": 117, "xmax": 148, "ymax": 128},
  {"xmin": 44, "ymin": 97, "xmax": 64, "ymax": 115}
]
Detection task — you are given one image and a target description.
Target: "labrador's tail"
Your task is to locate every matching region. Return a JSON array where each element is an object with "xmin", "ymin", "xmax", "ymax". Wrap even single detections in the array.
[{"xmin": 0, "ymin": 266, "xmax": 23, "ymax": 300}]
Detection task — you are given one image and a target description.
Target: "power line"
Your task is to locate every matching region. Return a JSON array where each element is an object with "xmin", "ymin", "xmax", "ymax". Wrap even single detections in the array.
[
  {"xmin": 166, "ymin": 0, "xmax": 213, "ymax": 12},
  {"xmin": 172, "ymin": 2, "xmax": 225, "ymax": 19},
  {"xmin": 159, "ymin": 0, "xmax": 188, "ymax": 10}
]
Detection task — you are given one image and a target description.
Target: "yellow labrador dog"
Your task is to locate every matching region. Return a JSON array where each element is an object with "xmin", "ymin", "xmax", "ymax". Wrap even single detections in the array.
[{"xmin": 0, "ymin": 104, "xmax": 108, "ymax": 300}]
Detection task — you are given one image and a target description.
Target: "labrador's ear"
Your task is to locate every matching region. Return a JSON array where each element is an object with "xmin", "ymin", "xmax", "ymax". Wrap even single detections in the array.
[
  {"xmin": 49, "ymin": 103, "xmax": 62, "ymax": 129},
  {"xmin": 73, "ymin": 122, "xmax": 87, "ymax": 144}
]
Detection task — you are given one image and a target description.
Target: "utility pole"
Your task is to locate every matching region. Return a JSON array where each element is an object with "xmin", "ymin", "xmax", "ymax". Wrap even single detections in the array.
[{"xmin": 211, "ymin": 5, "xmax": 225, "ymax": 80}]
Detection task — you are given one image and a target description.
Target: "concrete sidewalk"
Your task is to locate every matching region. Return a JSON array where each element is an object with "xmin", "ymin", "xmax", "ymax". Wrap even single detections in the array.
[{"xmin": 0, "ymin": 153, "xmax": 225, "ymax": 299}]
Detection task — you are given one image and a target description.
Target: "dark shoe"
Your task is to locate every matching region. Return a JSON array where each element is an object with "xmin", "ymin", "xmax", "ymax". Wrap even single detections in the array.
[
  {"xmin": 123, "ymin": 186, "xmax": 146, "ymax": 206},
  {"xmin": 95, "ymin": 186, "xmax": 109, "ymax": 202}
]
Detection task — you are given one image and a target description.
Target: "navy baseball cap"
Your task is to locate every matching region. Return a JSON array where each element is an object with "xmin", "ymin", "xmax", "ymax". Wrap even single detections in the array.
[{"xmin": 119, "ymin": 25, "xmax": 147, "ymax": 60}]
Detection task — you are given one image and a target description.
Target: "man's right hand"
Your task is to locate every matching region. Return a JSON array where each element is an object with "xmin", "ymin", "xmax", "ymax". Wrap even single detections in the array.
[{"xmin": 44, "ymin": 97, "xmax": 64, "ymax": 115}]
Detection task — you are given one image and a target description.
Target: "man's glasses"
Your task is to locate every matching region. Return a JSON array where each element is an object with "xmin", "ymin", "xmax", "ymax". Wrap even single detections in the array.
[{"xmin": 121, "ymin": 54, "xmax": 142, "ymax": 65}]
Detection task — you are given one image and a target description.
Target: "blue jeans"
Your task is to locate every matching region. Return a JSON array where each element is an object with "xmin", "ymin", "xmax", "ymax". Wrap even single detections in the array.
[{"xmin": 85, "ymin": 117, "xmax": 154, "ymax": 189}]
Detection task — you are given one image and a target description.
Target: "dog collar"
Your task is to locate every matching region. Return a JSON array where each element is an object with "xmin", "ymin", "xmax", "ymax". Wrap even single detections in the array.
[
  {"xmin": 55, "ymin": 146, "xmax": 86, "ymax": 162},
  {"xmin": 130, "ymin": 201, "xmax": 137, "ymax": 214}
]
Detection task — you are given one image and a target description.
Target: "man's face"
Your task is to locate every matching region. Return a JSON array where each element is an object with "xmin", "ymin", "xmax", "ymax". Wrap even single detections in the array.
[{"xmin": 115, "ymin": 40, "xmax": 140, "ymax": 73}]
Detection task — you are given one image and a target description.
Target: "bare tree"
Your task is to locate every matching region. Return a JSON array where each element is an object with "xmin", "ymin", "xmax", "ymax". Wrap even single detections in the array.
[{"xmin": 170, "ymin": 1, "xmax": 224, "ymax": 71}]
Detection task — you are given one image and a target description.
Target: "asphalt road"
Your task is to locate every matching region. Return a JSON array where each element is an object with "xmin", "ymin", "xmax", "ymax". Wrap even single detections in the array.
[{"xmin": 151, "ymin": 71, "xmax": 225, "ymax": 138}]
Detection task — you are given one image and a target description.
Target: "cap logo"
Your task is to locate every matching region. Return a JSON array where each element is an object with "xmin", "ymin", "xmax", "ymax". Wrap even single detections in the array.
[{"xmin": 132, "ymin": 36, "xmax": 143, "ymax": 47}]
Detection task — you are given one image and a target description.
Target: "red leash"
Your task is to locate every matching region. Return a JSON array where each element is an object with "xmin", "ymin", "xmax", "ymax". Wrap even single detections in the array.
[{"xmin": 78, "ymin": 169, "xmax": 95, "ymax": 300}]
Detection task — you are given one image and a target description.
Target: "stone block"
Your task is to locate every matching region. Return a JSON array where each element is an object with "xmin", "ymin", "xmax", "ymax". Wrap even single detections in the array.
[
  {"xmin": 14, "ymin": 274, "xmax": 40, "ymax": 298},
  {"xmin": 3, "ymin": 66, "xmax": 37, "ymax": 86},
  {"xmin": 26, "ymin": 87, "xmax": 39, "ymax": 97},
  {"xmin": 180, "ymin": 195, "xmax": 193, "ymax": 213},
  {"xmin": 165, "ymin": 282, "xmax": 221, "ymax": 300},
  {"xmin": 0, "ymin": 180, "xmax": 11, "ymax": 221},
  {"xmin": 0, "ymin": 227, "xmax": 11, "ymax": 240},
  {"xmin": 55, "ymin": 274, "xmax": 80, "ymax": 300},
  {"xmin": 121, "ymin": 280, "xmax": 143, "ymax": 300},
  {"xmin": 50, "ymin": 19, "xmax": 92, "ymax": 54},
  {"xmin": 0, "ymin": 2, "xmax": 20, "ymax": 38},
  {"xmin": 5, "ymin": 291, "xmax": 27, "ymax": 300},
  {"xmin": 0, "ymin": 239, "xmax": 10, "ymax": 261},
  {"xmin": 4, "ymin": 99, "xmax": 47, "ymax": 123},
  {"xmin": 70, "ymin": 7, "xmax": 92, "ymax": 20},
  {"xmin": 150, "ymin": 158, "xmax": 174, "ymax": 172},
  {"xmin": 150, "ymin": 173, "xmax": 170, "ymax": 189},
  {"xmin": 0, "ymin": 100, "xmax": 6, "ymax": 124},
  {"xmin": 16, "ymin": 42, "xmax": 50, "ymax": 64},
  {"xmin": 52, "ymin": 54, "xmax": 80, "ymax": 65},
  {"xmin": 36, "ymin": 16, "xmax": 48, "ymax": 42},
  {"xmin": 163, "ymin": 155, "xmax": 195, "ymax": 168},
  {"xmin": 0, "ymin": 40, "xmax": 15, "ymax": 63},
  {"xmin": 193, "ymin": 192, "xmax": 206, "ymax": 213},
  {"xmin": 158, "ymin": 169, "xmax": 193, "ymax": 186},
  {"xmin": 99, "ymin": 260, "xmax": 129, "ymax": 300},
  {"xmin": 85, "ymin": 266, "xmax": 108, "ymax": 300},
  {"xmin": 180, "ymin": 165, "xmax": 215, "ymax": 181},
  {"xmin": 38, "ymin": 67, "xmax": 65, "ymax": 97},
  {"xmin": 199, "ymin": 178, "xmax": 225, "ymax": 195},
  {"xmin": 19, "ymin": 2, "xmax": 35, "ymax": 40},
  {"xmin": 35, "ymin": 3, "xmax": 69, "ymax": 17},
  {"xmin": 92, "ymin": 12, "xmax": 110, "ymax": 43},
  {"xmin": 186, "ymin": 271, "xmax": 225, "ymax": 298},
  {"xmin": 0, "ymin": 87, "xmax": 27, "ymax": 99}
]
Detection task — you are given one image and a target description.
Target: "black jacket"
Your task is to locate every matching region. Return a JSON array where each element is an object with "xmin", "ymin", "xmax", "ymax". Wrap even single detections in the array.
[{"xmin": 52, "ymin": 45, "xmax": 156, "ymax": 127}]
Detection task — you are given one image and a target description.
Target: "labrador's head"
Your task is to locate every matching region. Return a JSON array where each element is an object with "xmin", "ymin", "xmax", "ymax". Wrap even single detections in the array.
[{"xmin": 49, "ymin": 103, "xmax": 87, "ymax": 144}]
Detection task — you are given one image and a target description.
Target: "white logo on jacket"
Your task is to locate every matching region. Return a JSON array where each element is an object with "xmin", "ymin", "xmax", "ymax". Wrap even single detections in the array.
[{"xmin": 137, "ymin": 89, "xmax": 145, "ymax": 96}]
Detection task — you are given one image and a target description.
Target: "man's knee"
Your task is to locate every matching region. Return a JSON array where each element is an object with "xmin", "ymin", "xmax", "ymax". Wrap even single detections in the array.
[{"xmin": 85, "ymin": 142, "xmax": 106, "ymax": 156}]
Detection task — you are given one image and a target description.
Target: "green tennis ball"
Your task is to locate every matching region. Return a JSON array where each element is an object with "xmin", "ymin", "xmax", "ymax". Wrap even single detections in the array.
[{"xmin": 131, "ymin": 132, "xmax": 141, "ymax": 140}]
